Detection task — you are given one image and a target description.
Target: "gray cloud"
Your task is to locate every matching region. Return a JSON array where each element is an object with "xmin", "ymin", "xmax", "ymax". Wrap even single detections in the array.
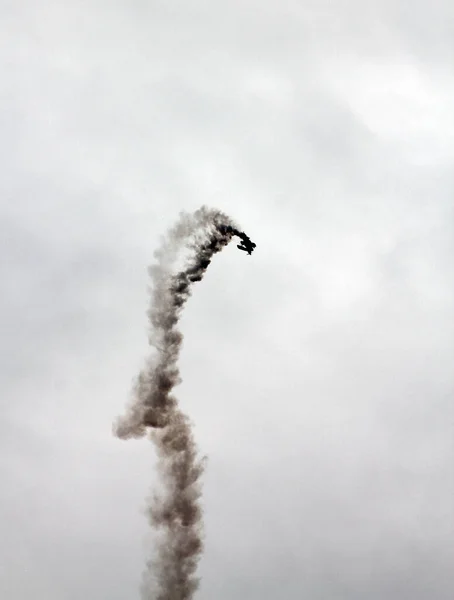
[{"xmin": 1, "ymin": 0, "xmax": 453, "ymax": 599}]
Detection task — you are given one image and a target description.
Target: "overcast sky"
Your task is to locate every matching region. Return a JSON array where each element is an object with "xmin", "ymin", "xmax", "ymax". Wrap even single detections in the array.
[{"xmin": 1, "ymin": 1, "xmax": 453, "ymax": 598}]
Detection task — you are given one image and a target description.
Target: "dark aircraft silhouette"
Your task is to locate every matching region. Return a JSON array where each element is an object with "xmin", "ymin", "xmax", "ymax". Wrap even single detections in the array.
[
  {"xmin": 236, "ymin": 234, "xmax": 256, "ymax": 255},
  {"xmin": 237, "ymin": 242, "xmax": 255, "ymax": 255},
  {"xmin": 214, "ymin": 223, "xmax": 256, "ymax": 255}
]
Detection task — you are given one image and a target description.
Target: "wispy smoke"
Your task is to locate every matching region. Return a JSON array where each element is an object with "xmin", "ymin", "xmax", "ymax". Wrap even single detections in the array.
[{"xmin": 113, "ymin": 206, "xmax": 254, "ymax": 600}]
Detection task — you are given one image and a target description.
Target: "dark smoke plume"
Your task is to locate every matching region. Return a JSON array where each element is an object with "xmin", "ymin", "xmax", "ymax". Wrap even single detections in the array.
[{"xmin": 113, "ymin": 207, "xmax": 253, "ymax": 600}]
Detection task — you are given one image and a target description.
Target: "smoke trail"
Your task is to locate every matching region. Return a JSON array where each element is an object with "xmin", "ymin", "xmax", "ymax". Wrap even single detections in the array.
[{"xmin": 113, "ymin": 206, "xmax": 254, "ymax": 600}]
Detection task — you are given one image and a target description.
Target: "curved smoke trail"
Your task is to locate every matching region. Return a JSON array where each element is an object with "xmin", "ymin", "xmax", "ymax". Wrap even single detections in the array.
[{"xmin": 113, "ymin": 206, "xmax": 255, "ymax": 600}]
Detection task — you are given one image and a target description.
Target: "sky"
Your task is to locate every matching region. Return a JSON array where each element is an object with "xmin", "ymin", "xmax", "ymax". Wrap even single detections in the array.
[{"xmin": 1, "ymin": 1, "xmax": 453, "ymax": 598}]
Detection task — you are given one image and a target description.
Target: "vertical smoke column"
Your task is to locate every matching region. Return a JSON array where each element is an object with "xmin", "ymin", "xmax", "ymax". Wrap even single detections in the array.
[{"xmin": 113, "ymin": 207, "xmax": 242, "ymax": 600}]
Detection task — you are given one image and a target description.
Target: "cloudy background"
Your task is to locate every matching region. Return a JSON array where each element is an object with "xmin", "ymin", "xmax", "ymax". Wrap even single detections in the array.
[{"xmin": 1, "ymin": 1, "xmax": 453, "ymax": 598}]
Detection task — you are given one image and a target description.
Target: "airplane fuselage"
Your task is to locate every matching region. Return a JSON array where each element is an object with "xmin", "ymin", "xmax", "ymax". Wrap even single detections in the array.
[
  {"xmin": 237, "ymin": 244, "xmax": 252, "ymax": 255},
  {"xmin": 235, "ymin": 232, "xmax": 256, "ymax": 255}
]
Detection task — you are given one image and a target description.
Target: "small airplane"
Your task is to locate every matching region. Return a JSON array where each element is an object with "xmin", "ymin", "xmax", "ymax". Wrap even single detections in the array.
[{"xmin": 237, "ymin": 238, "xmax": 256, "ymax": 255}]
